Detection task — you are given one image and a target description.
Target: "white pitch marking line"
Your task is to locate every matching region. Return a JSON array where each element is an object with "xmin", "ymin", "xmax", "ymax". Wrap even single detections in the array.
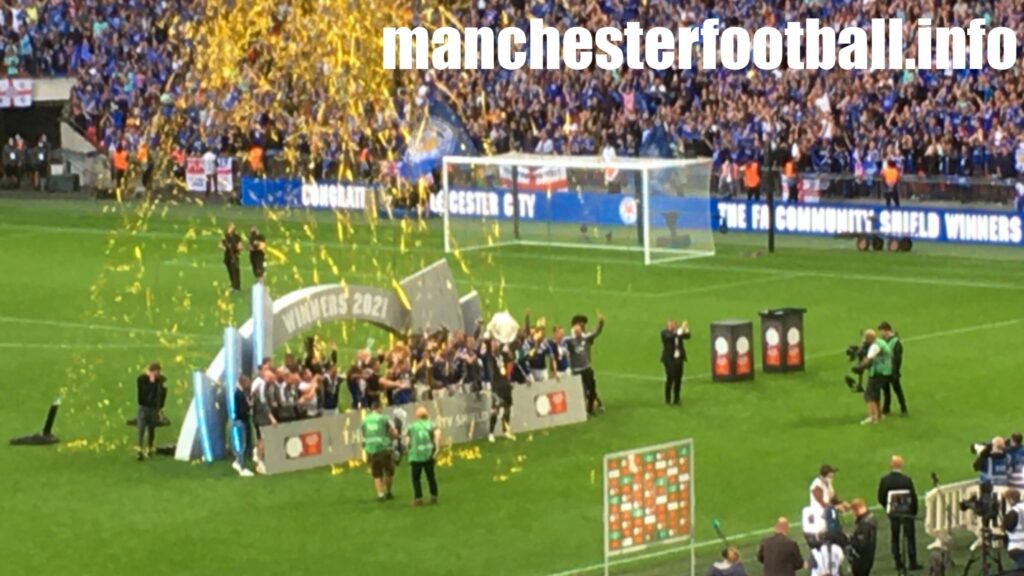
[
  {"xmin": 0, "ymin": 315, "xmax": 219, "ymax": 341},
  {"xmin": 604, "ymin": 317, "xmax": 1023, "ymax": 384}
]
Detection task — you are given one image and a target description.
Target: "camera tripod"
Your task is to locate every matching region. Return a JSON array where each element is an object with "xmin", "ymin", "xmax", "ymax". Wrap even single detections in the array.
[{"xmin": 962, "ymin": 526, "xmax": 1003, "ymax": 576}]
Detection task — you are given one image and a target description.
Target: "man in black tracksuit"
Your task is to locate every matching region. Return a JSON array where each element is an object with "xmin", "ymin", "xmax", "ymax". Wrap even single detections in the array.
[
  {"xmin": 849, "ymin": 498, "xmax": 878, "ymax": 576},
  {"xmin": 660, "ymin": 319, "xmax": 691, "ymax": 406},
  {"xmin": 136, "ymin": 362, "xmax": 167, "ymax": 460},
  {"xmin": 878, "ymin": 322, "xmax": 907, "ymax": 415},
  {"xmin": 248, "ymin": 226, "xmax": 266, "ymax": 283},
  {"xmin": 221, "ymin": 223, "xmax": 242, "ymax": 291}
]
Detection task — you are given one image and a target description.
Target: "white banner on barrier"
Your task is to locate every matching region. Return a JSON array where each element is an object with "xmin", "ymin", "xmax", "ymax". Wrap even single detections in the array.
[{"xmin": 186, "ymin": 157, "xmax": 234, "ymax": 193}]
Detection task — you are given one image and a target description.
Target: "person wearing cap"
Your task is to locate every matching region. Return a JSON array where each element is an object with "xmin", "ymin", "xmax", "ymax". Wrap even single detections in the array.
[
  {"xmin": 566, "ymin": 312, "xmax": 605, "ymax": 415},
  {"xmin": 877, "ymin": 322, "xmax": 907, "ymax": 416},
  {"xmin": 406, "ymin": 406, "xmax": 441, "ymax": 506},
  {"xmin": 853, "ymin": 329, "xmax": 891, "ymax": 425},
  {"xmin": 877, "ymin": 455, "xmax": 921, "ymax": 572}
]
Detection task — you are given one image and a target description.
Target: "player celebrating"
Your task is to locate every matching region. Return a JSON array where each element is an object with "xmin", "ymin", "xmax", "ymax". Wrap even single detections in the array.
[{"xmin": 567, "ymin": 313, "xmax": 605, "ymax": 415}]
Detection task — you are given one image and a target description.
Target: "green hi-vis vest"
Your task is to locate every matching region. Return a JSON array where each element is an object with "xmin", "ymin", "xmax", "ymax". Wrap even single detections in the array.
[
  {"xmin": 870, "ymin": 338, "xmax": 893, "ymax": 376},
  {"xmin": 361, "ymin": 412, "xmax": 391, "ymax": 455},
  {"xmin": 407, "ymin": 419, "xmax": 436, "ymax": 463}
]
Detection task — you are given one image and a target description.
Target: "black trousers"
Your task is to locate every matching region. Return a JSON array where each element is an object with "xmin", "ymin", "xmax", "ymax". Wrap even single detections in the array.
[
  {"xmin": 579, "ymin": 368, "xmax": 597, "ymax": 414},
  {"xmin": 663, "ymin": 361, "xmax": 683, "ymax": 404},
  {"xmin": 411, "ymin": 459, "xmax": 438, "ymax": 500},
  {"xmin": 890, "ymin": 517, "xmax": 917, "ymax": 569},
  {"xmin": 882, "ymin": 375, "xmax": 907, "ymax": 414},
  {"xmin": 851, "ymin": 563, "xmax": 873, "ymax": 576},
  {"xmin": 250, "ymin": 255, "xmax": 265, "ymax": 280},
  {"xmin": 885, "ymin": 185, "xmax": 901, "ymax": 207},
  {"xmin": 225, "ymin": 259, "xmax": 241, "ymax": 291}
]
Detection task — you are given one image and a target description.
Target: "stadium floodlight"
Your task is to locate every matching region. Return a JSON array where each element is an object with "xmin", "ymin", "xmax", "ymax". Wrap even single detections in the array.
[{"xmin": 438, "ymin": 153, "xmax": 714, "ymax": 265}]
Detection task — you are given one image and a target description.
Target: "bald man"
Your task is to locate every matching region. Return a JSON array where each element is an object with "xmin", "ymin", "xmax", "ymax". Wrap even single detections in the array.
[
  {"xmin": 854, "ymin": 329, "xmax": 892, "ymax": 425},
  {"xmin": 758, "ymin": 517, "xmax": 804, "ymax": 576},
  {"xmin": 878, "ymin": 455, "xmax": 920, "ymax": 572}
]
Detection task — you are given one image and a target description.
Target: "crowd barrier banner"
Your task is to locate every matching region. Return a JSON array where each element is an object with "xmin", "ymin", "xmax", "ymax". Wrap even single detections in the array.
[
  {"xmin": 240, "ymin": 177, "xmax": 374, "ymax": 210},
  {"xmin": 0, "ymin": 78, "xmax": 32, "ymax": 108},
  {"xmin": 240, "ymin": 176, "xmax": 1021, "ymax": 247},
  {"xmin": 714, "ymin": 200, "xmax": 1023, "ymax": 247},
  {"xmin": 186, "ymin": 157, "xmax": 234, "ymax": 193},
  {"xmin": 510, "ymin": 376, "xmax": 588, "ymax": 434},
  {"xmin": 259, "ymin": 376, "xmax": 586, "ymax": 475},
  {"xmin": 260, "ymin": 393, "xmax": 493, "ymax": 475}
]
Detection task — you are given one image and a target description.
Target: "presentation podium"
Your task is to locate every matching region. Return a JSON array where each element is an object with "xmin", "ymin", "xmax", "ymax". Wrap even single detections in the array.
[
  {"xmin": 759, "ymin": 308, "xmax": 807, "ymax": 373},
  {"xmin": 710, "ymin": 320, "xmax": 754, "ymax": 382}
]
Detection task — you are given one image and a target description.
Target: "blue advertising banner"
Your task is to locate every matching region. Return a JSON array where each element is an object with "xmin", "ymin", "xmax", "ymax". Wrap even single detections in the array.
[
  {"xmin": 713, "ymin": 200, "xmax": 1023, "ymax": 247},
  {"xmin": 238, "ymin": 177, "xmax": 1023, "ymax": 247},
  {"xmin": 426, "ymin": 188, "xmax": 713, "ymax": 231},
  {"xmin": 241, "ymin": 178, "xmax": 372, "ymax": 211}
]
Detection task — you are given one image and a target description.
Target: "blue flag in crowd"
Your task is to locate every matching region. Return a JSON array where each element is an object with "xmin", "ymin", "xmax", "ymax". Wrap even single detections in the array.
[
  {"xmin": 400, "ymin": 99, "xmax": 478, "ymax": 181},
  {"xmin": 640, "ymin": 124, "xmax": 673, "ymax": 158}
]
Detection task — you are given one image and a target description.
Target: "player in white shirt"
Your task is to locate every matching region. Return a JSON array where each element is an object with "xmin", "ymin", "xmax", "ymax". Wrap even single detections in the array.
[
  {"xmin": 808, "ymin": 465, "xmax": 847, "ymax": 545},
  {"xmin": 809, "ymin": 540, "xmax": 846, "ymax": 576}
]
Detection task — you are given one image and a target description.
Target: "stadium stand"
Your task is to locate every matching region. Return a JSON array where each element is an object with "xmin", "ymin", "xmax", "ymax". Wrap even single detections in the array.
[{"xmin": 16, "ymin": 0, "xmax": 1021, "ymax": 193}]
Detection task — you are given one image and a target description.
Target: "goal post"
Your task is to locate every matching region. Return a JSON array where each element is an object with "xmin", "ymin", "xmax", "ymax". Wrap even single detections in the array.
[
  {"xmin": 437, "ymin": 154, "xmax": 714, "ymax": 265},
  {"xmin": 603, "ymin": 438, "xmax": 696, "ymax": 576}
]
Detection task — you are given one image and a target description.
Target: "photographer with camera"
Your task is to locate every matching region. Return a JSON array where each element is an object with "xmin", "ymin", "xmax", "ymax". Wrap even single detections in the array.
[
  {"xmin": 877, "ymin": 322, "xmax": 908, "ymax": 416},
  {"xmin": 877, "ymin": 455, "xmax": 922, "ymax": 573},
  {"xmin": 849, "ymin": 498, "xmax": 878, "ymax": 576},
  {"xmin": 852, "ymin": 329, "xmax": 892, "ymax": 425},
  {"xmin": 1002, "ymin": 489, "xmax": 1024, "ymax": 570},
  {"xmin": 1009, "ymin": 433, "xmax": 1024, "ymax": 488},
  {"xmin": 973, "ymin": 436, "xmax": 1011, "ymax": 487}
]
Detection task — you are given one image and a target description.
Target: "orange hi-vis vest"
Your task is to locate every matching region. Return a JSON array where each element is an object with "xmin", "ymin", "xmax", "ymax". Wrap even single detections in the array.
[
  {"xmin": 743, "ymin": 162, "xmax": 760, "ymax": 188},
  {"xmin": 112, "ymin": 150, "xmax": 129, "ymax": 171},
  {"xmin": 248, "ymin": 146, "xmax": 264, "ymax": 171},
  {"xmin": 882, "ymin": 165, "xmax": 900, "ymax": 186},
  {"xmin": 784, "ymin": 160, "xmax": 796, "ymax": 178}
]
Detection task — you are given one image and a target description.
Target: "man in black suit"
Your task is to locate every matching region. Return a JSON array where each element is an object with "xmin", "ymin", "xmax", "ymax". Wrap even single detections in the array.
[
  {"xmin": 660, "ymin": 319, "xmax": 691, "ymax": 405},
  {"xmin": 220, "ymin": 223, "xmax": 242, "ymax": 291},
  {"xmin": 758, "ymin": 517, "xmax": 804, "ymax": 576},
  {"xmin": 877, "ymin": 455, "xmax": 921, "ymax": 572}
]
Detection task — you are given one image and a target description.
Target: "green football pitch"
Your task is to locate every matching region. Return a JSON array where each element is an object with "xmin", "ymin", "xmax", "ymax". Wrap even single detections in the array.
[{"xmin": 2, "ymin": 197, "xmax": 1022, "ymax": 576}]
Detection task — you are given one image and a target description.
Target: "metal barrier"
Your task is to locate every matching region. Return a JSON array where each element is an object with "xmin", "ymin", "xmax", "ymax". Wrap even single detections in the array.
[{"xmin": 923, "ymin": 479, "xmax": 1013, "ymax": 547}]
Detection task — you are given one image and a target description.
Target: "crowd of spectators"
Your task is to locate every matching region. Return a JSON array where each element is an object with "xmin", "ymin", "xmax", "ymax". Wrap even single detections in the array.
[{"xmin": 9, "ymin": 0, "xmax": 1024, "ymax": 186}]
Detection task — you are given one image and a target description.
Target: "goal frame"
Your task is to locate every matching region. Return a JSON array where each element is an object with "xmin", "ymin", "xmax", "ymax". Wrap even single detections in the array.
[
  {"xmin": 440, "ymin": 154, "xmax": 714, "ymax": 265},
  {"xmin": 602, "ymin": 438, "xmax": 696, "ymax": 576}
]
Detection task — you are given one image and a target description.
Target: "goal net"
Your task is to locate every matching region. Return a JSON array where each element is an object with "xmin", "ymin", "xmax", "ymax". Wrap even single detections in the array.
[{"xmin": 437, "ymin": 153, "xmax": 714, "ymax": 265}]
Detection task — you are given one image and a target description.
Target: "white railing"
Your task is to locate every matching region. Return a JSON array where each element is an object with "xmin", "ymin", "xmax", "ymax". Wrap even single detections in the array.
[{"xmin": 923, "ymin": 479, "xmax": 1013, "ymax": 547}]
